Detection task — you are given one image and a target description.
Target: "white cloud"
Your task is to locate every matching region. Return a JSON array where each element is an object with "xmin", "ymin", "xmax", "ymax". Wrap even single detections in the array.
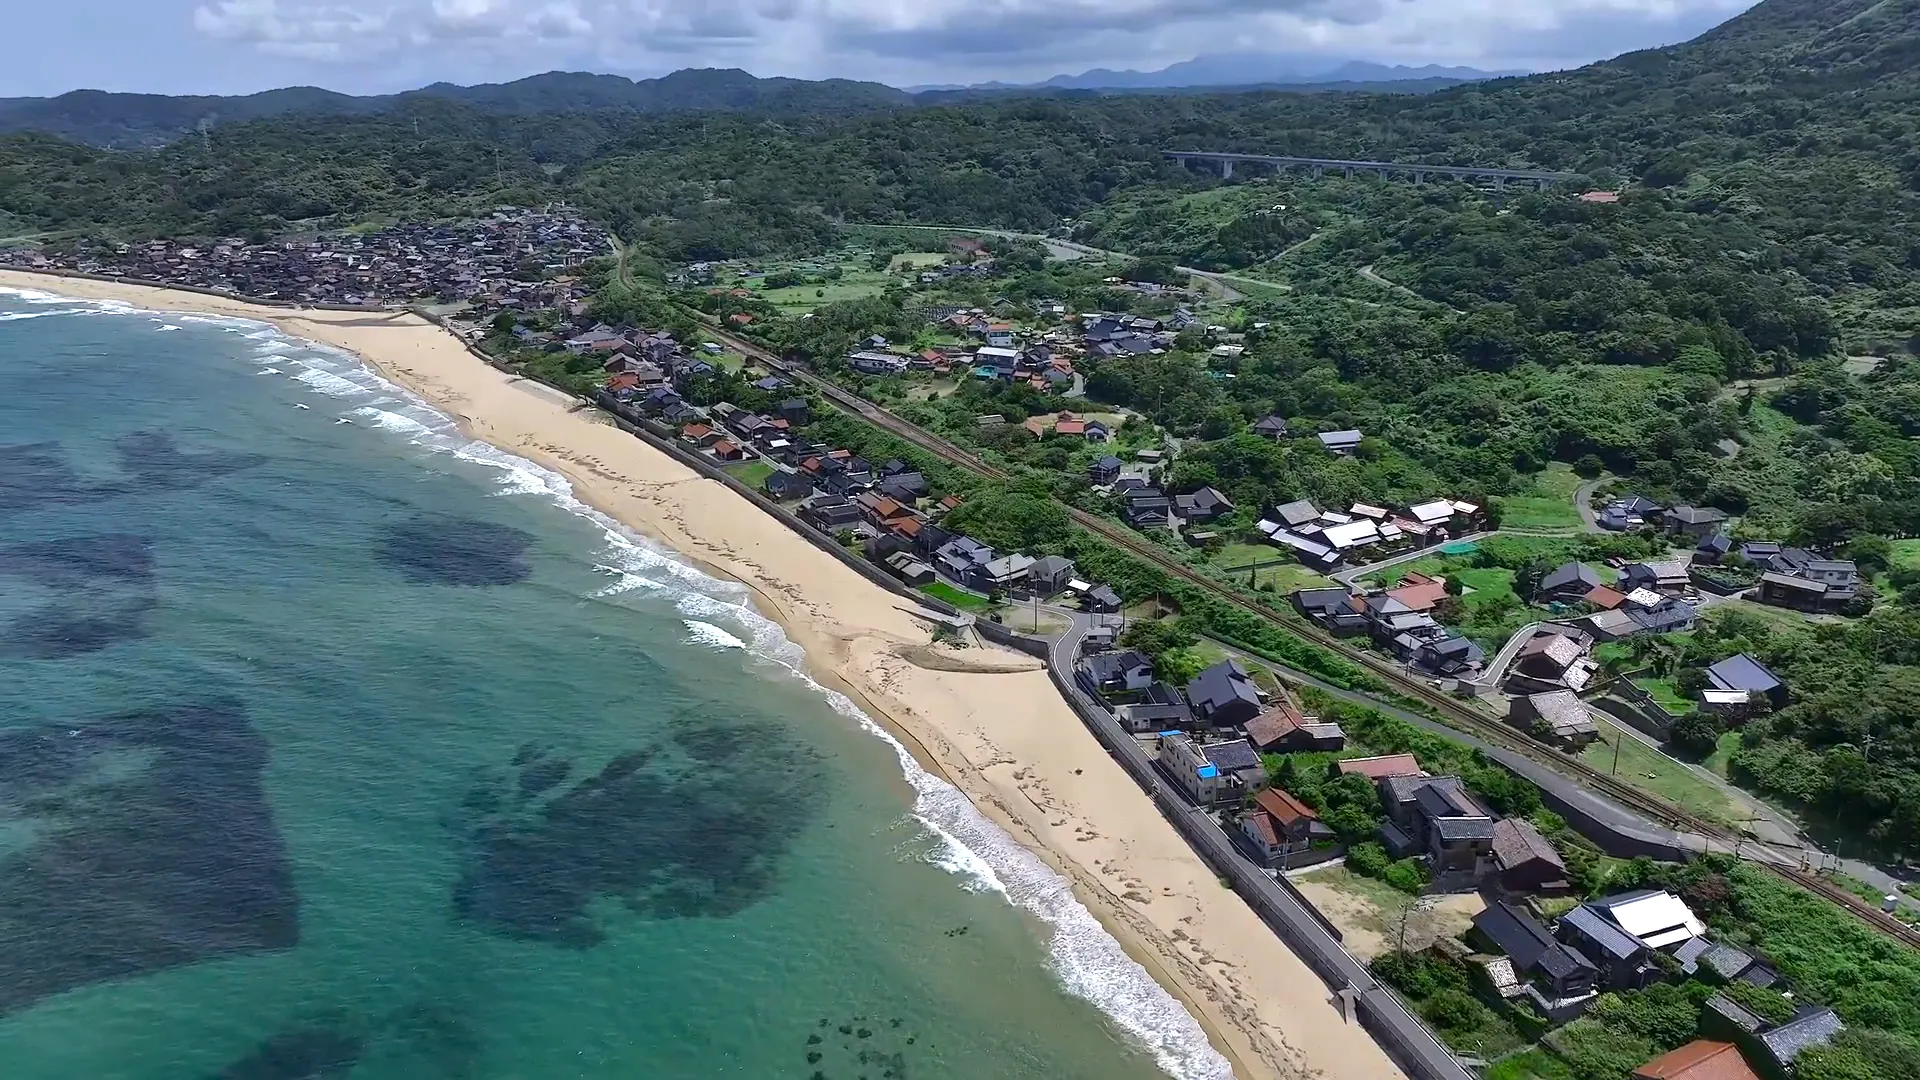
[{"xmin": 186, "ymin": 0, "xmax": 1760, "ymax": 85}]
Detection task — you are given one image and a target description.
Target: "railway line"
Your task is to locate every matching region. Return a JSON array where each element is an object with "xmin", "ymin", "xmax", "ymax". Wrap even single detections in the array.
[{"xmin": 699, "ymin": 321, "xmax": 1920, "ymax": 952}]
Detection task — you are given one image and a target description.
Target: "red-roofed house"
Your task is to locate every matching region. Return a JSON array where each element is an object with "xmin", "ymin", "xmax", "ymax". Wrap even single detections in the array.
[
  {"xmin": 1585, "ymin": 584, "xmax": 1627, "ymax": 610},
  {"xmin": 1055, "ymin": 416, "xmax": 1088, "ymax": 437},
  {"xmin": 711, "ymin": 439, "xmax": 746, "ymax": 461},
  {"xmin": 1238, "ymin": 788, "xmax": 1322, "ymax": 868},
  {"xmin": 1631, "ymin": 1041, "xmax": 1758, "ymax": 1080},
  {"xmin": 1333, "ymin": 754, "xmax": 1424, "ymax": 781},
  {"xmin": 1581, "ymin": 191, "xmax": 1623, "ymax": 204},
  {"xmin": 680, "ymin": 424, "xmax": 718, "ymax": 446},
  {"xmin": 1388, "ymin": 579, "xmax": 1450, "ymax": 613}
]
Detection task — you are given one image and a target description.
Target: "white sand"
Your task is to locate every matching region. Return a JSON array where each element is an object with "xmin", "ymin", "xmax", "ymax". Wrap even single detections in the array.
[{"xmin": 0, "ymin": 272, "xmax": 1405, "ymax": 1080}]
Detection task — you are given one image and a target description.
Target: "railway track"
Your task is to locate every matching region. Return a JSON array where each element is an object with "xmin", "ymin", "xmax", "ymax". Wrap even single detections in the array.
[{"xmin": 700, "ymin": 322, "xmax": 1920, "ymax": 950}]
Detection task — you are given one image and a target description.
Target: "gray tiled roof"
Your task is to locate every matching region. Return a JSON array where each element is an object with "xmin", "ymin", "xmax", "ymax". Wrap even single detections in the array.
[
  {"xmin": 1705, "ymin": 993, "xmax": 1766, "ymax": 1033},
  {"xmin": 1761, "ymin": 1008, "xmax": 1845, "ymax": 1065},
  {"xmin": 1559, "ymin": 904, "xmax": 1646, "ymax": 960}
]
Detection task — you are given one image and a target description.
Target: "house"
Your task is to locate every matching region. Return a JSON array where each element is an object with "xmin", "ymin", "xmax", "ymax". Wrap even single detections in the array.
[
  {"xmin": 1115, "ymin": 681, "xmax": 1195, "ymax": 732},
  {"xmin": 934, "ymin": 537, "xmax": 994, "ymax": 583},
  {"xmin": 1758, "ymin": 1008, "xmax": 1844, "ymax": 1074},
  {"xmin": 1318, "ymin": 430, "xmax": 1363, "ymax": 456},
  {"xmin": 1621, "ymin": 558, "xmax": 1694, "ymax": 595},
  {"xmin": 1124, "ymin": 488, "xmax": 1173, "ymax": 529},
  {"xmin": 1512, "ymin": 691, "xmax": 1602, "ymax": 749},
  {"xmin": 1089, "ymin": 455, "xmax": 1124, "ymax": 485},
  {"xmin": 1334, "ymin": 754, "xmax": 1424, "ymax": 781},
  {"xmin": 1598, "ymin": 495, "xmax": 1663, "ymax": 532},
  {"xmin": 1174, "ymin": 486, "xmax": 1235, "ymax": 524},
  {"xmin": 1084, "ymin": 584, "xmax": 1123, "ymax": 613},
  {"xmin": 1251, "ymin": 415, "xmax": 1290, "ymax": 440},
  {"xmin": 776, "ymin": 398, "xmax": 811, "ymax": 426},
  {"xmin": 1705, "ymin": 654, "xmax": 1787, "ymax": 709},
  {"xmin": 1511, "ymin": 632, "xmax": 1596, "ymax": 692},
  {"xmin": 1585, "ymin": 584, "xmax": 1628, "ymax": 610},
  {"xmin": 1491, "ymin": 818, "xmax": 1570, "ymax": 894},
  {"xmin": 1079, "ymin": 649, "xmax": 1156, "ymax": 697},
  {"xmin": 1379, "ymin": 774, "xmax": 1496, "ymax": 881},
  {"xmin": 763, "ymin": 470, "xmax": 816, "ymax": 501},
  {"xmin": 1628, "ymin": 597, "xmax": 1698, "ymax": 635},
  {"xmin": 799, "ymin": 494, "xmax": 863, "ymax": 531},
  {"xmin": 1238, "ymin": 787, "xmax": 1329, "ymax": 868},
  {"xmin": 1412, "ymin": 636, "xmax": 1486, "ymax": 677},
  {"xmin": 1539, "ymin": 562, "xmax": 1605, "ymax": 603},
  {"xmin": 878, "ymin": 472, "xmax": 929, "ymax": 506},
  {"xmin": 1695, "ymin": 533, "xmax": 1733, "ymax": 563},
  {"xmin": 976, "ymin": 553, "xmax": 1036, "ymax": 592},
  {"xmin": 1664, "ymin": 506, "xmax": 1731, "ymax": 539},
  {"xmin": 1157, "ymin": 733, "xmax": 1264, "ymax": 805},
  {"xmin": 1028, "ymin": 556, "xmax": 1076, "ymax": 597},
  {"xmin": 1592, "ymin": 889, "xmax": 1706, "ymax": 951},
  {"xmin": 1272, "ymin": 499, "xmax": 1321, "ymax": 529},
  {"xmin": 847, "ymin": 350, "xmax": 906, "ymax": 375},
  {"xmin": 710, "ymin": 439, "xmax": 746, "ymax": 461},
  {"xmin": 883, "ymin": 550, "xmax": 936, "ymax": 586},
  {"xmin": 1471, "ymin": 902, "xmax": 1599, "ymax": 1016},
  {"xmin": 1186, "ymin": 660, "xmax": 1263, "ymax": 728},
  {"xmin": 1559, "ymin": 903, "xmax": 1661, "ymax": 990},
  {"xmin": 1757, "ymin": 559, "xmax": 1859, "ymax": 612},
  {"xmin": 680, "ymin": 423, "xmax": 719, "ymax": 446},
  {"xmin": 1245, "ymin": 705, "xmax": 1346, "ymax": 753},
  {"xmin": 1083, "ymin": 420, "xmax": 1111, "ymax": 443},
  {"xmin": 1631, "ymin": 1040, "xmax": 1760, "ymax": 1080},
  {"xmin": 1294, "ymin": 588, "xmax": 1370, "ymax": 635},
  {"xmin": 1387, "ymin": 578, "xmax": 1450, "ymax": 613}
]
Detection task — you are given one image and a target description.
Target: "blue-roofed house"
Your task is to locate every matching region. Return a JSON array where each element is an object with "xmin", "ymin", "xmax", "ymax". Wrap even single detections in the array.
[
  {"xmin": 1705, "ymin": 654, "xmax": 1787, "ymax": 708},
  {"xmin": 1156, "ymin": 733, "xmax": 1264, "ymax": 805},
  {"xmin": 1470, "ymin": 902, "xmax": 1599, "ymax": 1019}
]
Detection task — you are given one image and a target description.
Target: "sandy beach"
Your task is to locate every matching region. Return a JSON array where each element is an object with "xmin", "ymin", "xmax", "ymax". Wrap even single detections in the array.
[{"xmin": 0, "ymin": 270, "xmax": 1404, "ymax": 1080}]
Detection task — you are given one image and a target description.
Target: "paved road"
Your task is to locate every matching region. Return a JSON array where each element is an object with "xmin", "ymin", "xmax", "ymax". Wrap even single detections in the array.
[
  {"xmin": 1573, "ymin": 477, "xmax": 1609, "ymax": 533},
  {"xmin": 1331, "ymin": 532, "xmax": 1494, "ymax": 586},
  {"xmin": 1356, "ymin": 264, "xmax": 1461, "ymax": 313}
]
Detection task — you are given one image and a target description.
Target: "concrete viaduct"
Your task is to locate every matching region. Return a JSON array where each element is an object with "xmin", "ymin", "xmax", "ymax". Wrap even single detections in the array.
[{"xmin": 1164, "ymin": 150, "xmax": 1579, "ymax": 190}]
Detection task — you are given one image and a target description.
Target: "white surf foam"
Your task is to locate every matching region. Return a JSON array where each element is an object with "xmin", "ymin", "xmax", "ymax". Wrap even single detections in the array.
[
  {"xmin": 156, "ymin": 323, "xmax": 182, "ymax": 332},
  {"xmin": 683, "ymin": 620, "xmax": 748, "ymax": 650},
  {"xmin": 0, "ymin": 309, "xmax": 79, "ymax": 321}
]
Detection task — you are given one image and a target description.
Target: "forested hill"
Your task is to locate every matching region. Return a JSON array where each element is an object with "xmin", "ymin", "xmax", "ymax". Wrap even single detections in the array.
[
  {"xmin": 0, "ymin": 69, "xmax": 912, "ymax": 149},
  {"xmin": 2, "ymin": 0, "xmax": 1917, "ymax": 356}
]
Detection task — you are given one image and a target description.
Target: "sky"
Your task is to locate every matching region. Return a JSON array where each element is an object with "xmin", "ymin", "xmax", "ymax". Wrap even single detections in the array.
[{"xmin": 6, "ymin": 0, "xmax": 1763, "ymax": 98}]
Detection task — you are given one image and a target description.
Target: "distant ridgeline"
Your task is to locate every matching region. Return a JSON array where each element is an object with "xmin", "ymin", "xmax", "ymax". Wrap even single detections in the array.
[
  {"xmin": 1, "ymin": 0, "xmax": 1916, "ymax": 361},
  {"xmin": 0, "ymin": 67, "xmax": 1490, "ymax": 150}
]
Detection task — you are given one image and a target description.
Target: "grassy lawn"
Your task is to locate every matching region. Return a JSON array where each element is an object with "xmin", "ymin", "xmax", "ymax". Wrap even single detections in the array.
[
  {"xmin": 755, "ymin": 279, "xmax": 890, "ymax": 312},
  {"xmin": 918, "ymin": 582, "xmax": 994, "ymax": 613},
  {"xmin": 1630, "ymin": 676, "xmax": 1690, "ymax": 715},
  {"xmin": 724, "ymin": 459, "xmax": 776, "ymax": 489},
  {"xmin": 1594, "ymin": 641, "xmax": 1636, "ymax": 668},
  {"xmin": 1581, "ymin": 717, "xmax": 1743, "ymax": 825},
  {"xmin": 1891, "ymin": 539, "xmax": 1920, "ymax": 572},
  {"xmin": 1455, "ymin": 567, "xmax": 1518, "ymax": 607},
  {"xmin": 711, "ymin": 349, "xmax": 748, "ymax": 372},
  {"xmin": 888, "ymin": 251, "xmax": 949, "ymax": 270},
  {"xmin": 1211, "ymin": 544, "xmax": 1335, "ymax": 592},
  {"xmin": 1499, "ymin": 464, "xmax": 1586, "ymax": 531},
  {"xmin": 1486, "ymin": 1049, "xmax": 1575, "ymax": 1080},
  {"xmin": 1702, "ymin": 730, "xmax": 1742, "ymax": 777}
]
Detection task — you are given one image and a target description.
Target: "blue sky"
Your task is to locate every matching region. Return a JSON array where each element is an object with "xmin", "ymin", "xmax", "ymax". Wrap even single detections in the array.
[{"xmin": 7, "ymin": 0, "xmax": 1762, "ymax": 98}]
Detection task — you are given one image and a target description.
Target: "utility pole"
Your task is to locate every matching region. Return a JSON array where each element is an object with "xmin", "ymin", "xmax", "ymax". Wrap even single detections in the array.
[{"xmin": 1611, "ymin": 733, "xmax": 1622, "ymax": 776}]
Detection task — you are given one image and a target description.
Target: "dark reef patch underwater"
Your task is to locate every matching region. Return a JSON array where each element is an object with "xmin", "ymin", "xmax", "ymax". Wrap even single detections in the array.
[
  {"xmin": 0, "ymin": 698, "xmax": 298, "ymax": 1016},
  {"xmin": 453, "ymin": 726, "xmax": 826, "ymax": 945},
  {"xmin": 377, "ymin": 516, "xmax": 535, "ymax": 586}
]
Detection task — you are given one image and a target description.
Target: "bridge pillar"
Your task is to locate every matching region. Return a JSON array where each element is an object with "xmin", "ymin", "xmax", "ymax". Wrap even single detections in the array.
[
  {"xmin": 1414, "ymin": 171, "xmax": 1427, "ymax": 185},
  {"xmin": 1491, "ymin": 175, "xmax": 1506, "ymax": 193},
  {"xmin": 1311, "ymin": 164, "xmax": 1324, "ymax": 179},
  {"xmin": 1220, "ymin": 159, "xmax": 1234, "ymax": 180},
  {"xmin": 1373, "ymin": 167, "xmax": 1389, "ymax": 180}
]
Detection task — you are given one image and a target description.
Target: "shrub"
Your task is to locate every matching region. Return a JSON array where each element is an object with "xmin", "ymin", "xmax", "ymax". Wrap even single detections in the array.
[
  {"xmin": 1346, "ymin": 841, "xmax": 1390, "ymax": 878},
  {"xmin": 1383, "ymin": 858, "xmax": 1430, "ymax": 896}
]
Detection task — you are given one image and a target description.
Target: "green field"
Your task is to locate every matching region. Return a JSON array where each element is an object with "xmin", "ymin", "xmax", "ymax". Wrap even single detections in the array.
[
  {"xmin": 1454, "ymin": 567, "xmax": 1518, "ymax": 607},
  {"xmin": 1580, "ymin": 717, "xmax": 1743, "ymax": 824},
  {"xmin": 1702, "ymin": 730, "xmax": 1742, "ymax": 777},
  {"xmin": 889, "ymin": 251, "xmax": 949, "ymax": 270},
  {"xmin": 1499, "ymin": 464, "xmax": 1586, "ymax": 531},
  {"xmin": 918, "ymin": 582, "xmax": 995, "ymax": 612},
  {"xmin": 724, "ymin": 459, "xmax": 776, "ymax": 489},
  {"xmin": 1631, "ymin": 676, "xmax": 1690, "ymax": 714},
  {"xmin": 1892, "ymin": 539, "xmax": 1920, "ymax": 572},
  {"xmin": 1485, "ymin": 1049, "xmax": 1575, "ymax": 1080}
]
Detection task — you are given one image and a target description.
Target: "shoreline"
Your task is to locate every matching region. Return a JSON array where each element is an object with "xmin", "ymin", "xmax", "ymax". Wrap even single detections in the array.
[{"xmin": 0, "ymin": 270, "xmax": 1405, "ymax": 1080}]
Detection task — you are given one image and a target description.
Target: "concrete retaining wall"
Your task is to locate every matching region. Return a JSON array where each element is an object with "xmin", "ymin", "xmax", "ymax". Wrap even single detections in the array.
[{"xmin": 0, "ymin": 267, "xmax": 399, "ymax": 312}]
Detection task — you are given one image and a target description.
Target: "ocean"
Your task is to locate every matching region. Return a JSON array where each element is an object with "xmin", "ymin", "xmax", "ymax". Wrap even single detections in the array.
[{"xmin": 0, "ymin": 287, "xmax": 1234, "ymax": 1080}]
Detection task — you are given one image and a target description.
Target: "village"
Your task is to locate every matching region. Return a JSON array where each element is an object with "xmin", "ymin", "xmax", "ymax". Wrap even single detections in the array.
[{"xmin": 5, "ymin": 207, "xmax": 605, "ymax": 310}]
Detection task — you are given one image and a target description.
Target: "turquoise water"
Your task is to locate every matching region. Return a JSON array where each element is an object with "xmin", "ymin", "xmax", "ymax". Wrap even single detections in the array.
[{"xmin": 0, "ymin": 288, "xmax": 1234, "ymax": 1080}]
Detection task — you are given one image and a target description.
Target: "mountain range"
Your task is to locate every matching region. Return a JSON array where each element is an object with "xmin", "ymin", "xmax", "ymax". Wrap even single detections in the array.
[
  {"xmin": 0, "ymin": 57, "xmax": 1515, "ymax": 150},
  {"xmin": 915, "ymin": 55, "xmax": 1522, "ymax": 92}
]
